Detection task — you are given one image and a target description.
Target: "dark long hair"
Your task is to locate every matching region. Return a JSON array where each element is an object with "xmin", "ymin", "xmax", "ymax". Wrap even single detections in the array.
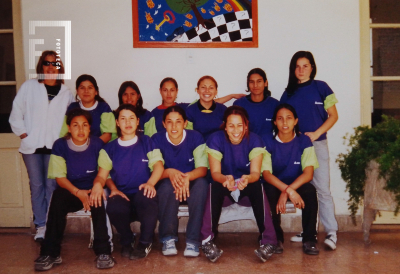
[
  {"xmin": 63, "ymin": 108, "xmax": 92, "ymax": 139},
  {"xmin": 114, "ymin": 104, "xmax": 140, "ymax": 137},
  {"xmin": 220, "ymin": 105, "xmax": 250, "ymax": 142},
  {"xmin": 285, "ymin": 51, "xmax": 317, "ymax": 95},
  {"xmin": 117, "ymin": 81, "xmax": 146, "ymax": 116},
  {"xmin": 246, "ymin": 68, "xmax": 271, "ymax": 97},
  {"xmin": 272, "ymin": 103, "xmax": 300, "ymax": 137},
  {"xmin": 75, "ymin": 74, "xmax": 106, "ymax": 103},
  {"xmin": 36, "ymin": 50, "xmax": 65, "ymax": 85},
  {"xmin": 163, "ymin": 105, "xmax": 187, "ymax": 122},
  {"xmin": 160, "ymin": 77, "xmax": 178, "ymax": 104}
]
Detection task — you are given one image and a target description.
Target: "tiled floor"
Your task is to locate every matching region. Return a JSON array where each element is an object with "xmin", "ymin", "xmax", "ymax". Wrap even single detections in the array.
[{"xmin": 0, "ymin": 229, "xmax": 399, "ymax": 274}]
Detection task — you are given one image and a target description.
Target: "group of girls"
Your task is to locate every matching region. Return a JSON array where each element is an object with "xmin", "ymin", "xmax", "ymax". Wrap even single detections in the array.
[{"xmin": 9, "ymin": 49, "xmax": 338, "ymax": 271}]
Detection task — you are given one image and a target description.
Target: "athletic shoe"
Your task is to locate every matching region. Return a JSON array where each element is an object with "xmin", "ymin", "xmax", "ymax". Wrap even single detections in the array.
[
  {"xmin": 162, "ymin": 239, "xmax": 178, "ymax": 256},
  {"xmin": 121, "ymin": 245, "xmax": 133, "ymax": 258},
  {"xmin": 303, "ymin": 241, "xmax": 319, "ymax": 255},
  {"xmin": 324, "ymin": 234, "xmax": 337, "ymax": 250},
  {"xmin": 130, "ymin": 242, "xmax": 152, "ymax": 260},
  {"xmin": 34, "ymin": 255, "xmax": 62, "ymax": 271},
  {"xmin": 274, "ymin": 241, "xmax": 284, "ymax": 254},
  {"xmin": 254, "ymin": 243, "xmax": 275, "ymax": 262},
  {"xmin": 96, "ymin": 254, "xmax": 115, "ymax": 269},
  {"xmin": 184, "ymin": 243, "xmax": 200, "ymax": 257},
  {"xmin": 201, "ymin": 240, "xmax": 223, "ymax": 262},
  {"xmin": 290, "ymin": 233, "xmax": 303, "ymax": 242},
  {"xmin": 34, "ymin": 226, "xmax": 46, "ymax": 242}
]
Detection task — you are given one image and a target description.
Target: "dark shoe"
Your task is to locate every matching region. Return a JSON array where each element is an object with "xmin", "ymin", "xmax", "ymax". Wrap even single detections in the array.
[
  {"xmin": 130, "ymin": 242, "xmax": 152, "ymax": 260},
  {"xmin": 96, "ymin": 254, "xmax": 115, "ymax": 269},
  {"xmin": 274, "ymin": 241, "xmax": 284, "ymax": 254},
  {"xmin": 201, "ymin": 240, "xmax": 223, "ymax": 263},
  {"xmin": 254, "ymin": 243, "xmax": 275, "ymax": 262},
  {"xmin": 303, "ymin": 241, "xmax": 319, "ymax": 255},
  {"xmin": 34, "ymin": 255, "xmax": 62, "ymax": 271},
  {"xmin": 121, "ymin": 236, "xmax": 136, "ymax": 258},
  {"xmin": 121, "ymin": 245, "xmax": 133, "ymax": 258}
]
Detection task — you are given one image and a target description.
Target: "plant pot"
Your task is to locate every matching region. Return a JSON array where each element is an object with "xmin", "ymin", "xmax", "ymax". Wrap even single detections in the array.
[{"xmin": 363, "ymin": 160, "xmax": 397, "ymax": 243}]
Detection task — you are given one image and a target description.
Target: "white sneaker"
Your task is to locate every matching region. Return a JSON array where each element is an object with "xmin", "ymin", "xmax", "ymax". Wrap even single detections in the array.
[
  {"xmin": 184, "ymin": 243, "xmax": 199, "ymax": 257},
  {"xmin": 34, "ymin": 226, "xmax": 46, "ymax": 242},
  {"xmin": 162, "ymin": 239, "xmax": 177, "ymax": 256},
  {"xmin": 290, "ymin": 233, "xmax": 303, "ymax": 243},
  {"xmin": 324, "ymin": 234, "xmax": 337, "ymax": 250}
]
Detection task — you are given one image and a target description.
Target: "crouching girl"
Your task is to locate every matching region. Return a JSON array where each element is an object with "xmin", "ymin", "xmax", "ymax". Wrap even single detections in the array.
[
  {"xmin": 91, "ymin": 104, "xmax": 164, "ymax": 260},
  {"xmin": 34, "ymin": 108, "xmax": 113, "ymax": 271},
  {"xmin": 152, "ymin": 106, "xmax": 208, "ymax": 257}
]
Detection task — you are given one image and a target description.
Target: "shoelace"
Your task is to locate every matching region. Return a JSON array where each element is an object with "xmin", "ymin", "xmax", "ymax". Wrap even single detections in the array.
[
  {"xmin": 165, "ymin": 239, "xmax": 175, "ymax": 249},
  {"xmin": 186, "ymin": 243, "xmax": 196, "ymax": 251}
]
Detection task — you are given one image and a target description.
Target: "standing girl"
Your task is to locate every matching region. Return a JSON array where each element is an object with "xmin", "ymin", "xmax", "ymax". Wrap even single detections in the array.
[
  {"xmin": 60, "ymin": 74, "xmax": 116, "ymax": 143},
  {"xmin": 185, "ymin": 76, "xmax": 227, "ymax": 141},
  {"xmin": 34, "ymin": 109, "xmax": 113, "ymax": 271},
  {"xmin": 117, "ymin": 81, "xmax": 156, "ymax": 136},
  {"xmin": 280, "ymin": 51, "xmax": 339, "ymax": 250},
  {"xmin": 233, "ymin": 68, "xmax": 280, "ymax": 136},
  {"xmin": 152, "ymin": 77, "xmax": 244, "ymax": 133},
  {"xmin": 152, "ymin": 106, "xmax": 208, "ymax": 257},
  {"xmin": 262, "ymin": 104, "xmax": 319, "ymax": 255},
  {"xmin": 9, "ymin": 50, "xmax": 74, "ymax": 241},
  {"xmin": 200, "ymin": 106, "xmax": 277, "ymax": 263},
  {"xmin": 91, "ymin": 104, "xmax": 164, "ymax": 260}
]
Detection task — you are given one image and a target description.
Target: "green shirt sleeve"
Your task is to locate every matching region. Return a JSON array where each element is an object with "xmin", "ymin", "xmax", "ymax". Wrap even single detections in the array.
[
  {"xmin": 110, "ymin": 132, "xmax": 118, "ymax": 142},
  {"xmin": 100, "ymin": 112, "xmax": 117, "ymax": 134},
  {"xmin": 48, "ymin": 154, "xmax": 67, "ymax": 179},
  {"xmin": 59, "ymin": 115, "xmax": 68, "ymax": 138},
  {"xmin": 261, "ymin": 150, "xmax": 273, "ymax": 173},
  {"xmin": 188, "ymin": 99, "xmax": 198, "ymax": 106},
  {"xmin": 147, "ymin": 148, "xmax": 164, "ymax": 172},
  {"xmin": 186, "ymin": 121, "xmax": 194, "ymax": 130},
  {"xmin": 206, "ymin": 146, "xmax": 223, "ymax": 162},
  {"xmin": 193, "ymin": 143, "xmax": 208, "ymax": 168},
  {"xmin": 301, "ymin": 146, "xmax": 319, "ymax": 171},
  {"xmin": 144, "ymin": 117, "xmax": 157, "ymax": 137},
  {"xmin": 324, "ymin": 93, "xmax": 338, "ymax": 111},
  {"xmin": 249, "ymin": 147, "xmax": 265, "ymax": 161},
  {"xmin": 98, "ymin": 149, "xmax": 113, "ymax": 171}
]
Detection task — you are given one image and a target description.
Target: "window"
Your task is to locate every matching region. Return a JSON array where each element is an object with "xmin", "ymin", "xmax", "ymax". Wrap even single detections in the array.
[
  {"xmin": 369, "ymin": 0, "xmax": 400, "ymax": 126},
  {"xmin": 0, "ymin": 0, "xmax": 24, "ymax": 133}
]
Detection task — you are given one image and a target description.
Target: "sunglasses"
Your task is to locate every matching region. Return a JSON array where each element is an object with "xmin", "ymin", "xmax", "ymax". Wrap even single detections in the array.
[{"xmin": 43, "ymin": 61, "xmax": 59, "ymax": 66}]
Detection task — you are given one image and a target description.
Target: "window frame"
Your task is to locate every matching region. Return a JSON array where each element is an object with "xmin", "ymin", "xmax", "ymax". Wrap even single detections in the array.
[{"xmin": 360, "ymin": 0, "xmax": 400, "ymax": 126}]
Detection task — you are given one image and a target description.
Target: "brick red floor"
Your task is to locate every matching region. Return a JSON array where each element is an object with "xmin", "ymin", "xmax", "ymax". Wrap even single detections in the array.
[{"xmin": 0, "ymin": 229, "xmax": 399, "ymax": 273}]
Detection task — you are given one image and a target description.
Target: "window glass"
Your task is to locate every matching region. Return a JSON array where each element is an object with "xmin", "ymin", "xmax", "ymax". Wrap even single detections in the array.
[
  {"xmin": 0, "ymin": 0, "xmax": 13, "ymax": 29},
  {"xmin": 0, "ymin": 85, "xmax": 16, "ymax": 133},
  {"xmin": 370, "ymin": 0, "xmax": 400, "ymax": 23},
  {"xmin": 372, "ymin": 81, "xmax": 400, "ymax": 126},
  {"xmin": 0, "ymin": 33, "xmax": 16, "ymax": 81}
]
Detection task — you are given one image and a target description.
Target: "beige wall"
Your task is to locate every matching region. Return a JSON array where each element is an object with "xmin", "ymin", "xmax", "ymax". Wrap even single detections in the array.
[{"xmin": 20, "ymin": 0, "xmax": 361, "ymax": 215}]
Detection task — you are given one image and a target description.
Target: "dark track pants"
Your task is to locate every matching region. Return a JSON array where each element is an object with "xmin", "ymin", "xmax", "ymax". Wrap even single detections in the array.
[
  {"xmin": 264, "ymin": 182, "xmax": 318, "ymax": 243},
  {"xmin": 201, "ymin": 180, "xmax": 277, "ymax": 246},
  {"xmin": 40, "ymin": 187, "xmax": 111, "ymax": 257},
  {"xmin": 106, "ymin": 190, "xmax": 158, "ymax": 247}
]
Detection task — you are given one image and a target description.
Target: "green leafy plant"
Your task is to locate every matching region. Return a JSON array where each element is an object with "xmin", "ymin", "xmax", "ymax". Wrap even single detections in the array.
[{"xmin": 336, "ymin": 115, "xmax": 400, "ymax": 221}]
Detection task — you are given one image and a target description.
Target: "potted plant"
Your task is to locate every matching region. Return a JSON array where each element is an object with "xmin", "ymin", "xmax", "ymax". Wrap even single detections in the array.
[{"xmin": 336, "ymin": 115, "xmax": 400, "ymax": 223}]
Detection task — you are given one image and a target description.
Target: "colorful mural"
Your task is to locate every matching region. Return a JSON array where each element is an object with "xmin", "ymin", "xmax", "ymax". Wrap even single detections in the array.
[{"xmin": 137, "ymin": 0, "xmax": 253, "ymax": 43}]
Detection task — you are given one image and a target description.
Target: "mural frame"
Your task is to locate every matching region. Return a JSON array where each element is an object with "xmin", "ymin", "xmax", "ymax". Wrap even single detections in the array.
[{"xmin": 132, "ymin": 0, "xmax": 258, "ymax": 48}]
